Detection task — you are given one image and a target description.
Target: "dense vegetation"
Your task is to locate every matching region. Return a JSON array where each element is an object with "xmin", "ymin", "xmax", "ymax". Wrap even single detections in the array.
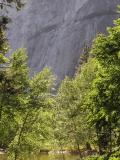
[
  {"xmin": 53, "ymin": 16, "xmax": 120, "ymax": 159},
  {"xmin": 0, "ymin": 1, "xmax": 120, "ymax": 160}
]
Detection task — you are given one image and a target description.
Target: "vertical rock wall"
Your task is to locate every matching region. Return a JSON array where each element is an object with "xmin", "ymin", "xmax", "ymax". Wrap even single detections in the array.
[{"xmin": 7, "ymin": 0, "xmax": 120, "ymax": 81}]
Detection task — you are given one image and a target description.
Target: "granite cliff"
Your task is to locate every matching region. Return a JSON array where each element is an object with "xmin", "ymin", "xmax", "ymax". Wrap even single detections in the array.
[{"xmin": 7, "ymin": 0, "xmax": 120, "ymax": 81}]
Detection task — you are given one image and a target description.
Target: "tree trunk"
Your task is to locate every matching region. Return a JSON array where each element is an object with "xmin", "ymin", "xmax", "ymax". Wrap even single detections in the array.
[
  {"xmin": 109, "ymin": 119, "xmax": 112, "ymax": 155},
  {"xmin": 14, "ymin": 111, "xmax": 30, "ymax": 160},
  {"xmin": 72, "ymin": 118, "xmax": 82, "ymax": 159},
  {"xmin": 0, "ymin": 104, "xmax": 3, "ymax": 121},
  {"xmin": 96, "ymin": 129, "xmax": 102, "ymax": 155},
  {"xmin": 59, "ymin": 142, "xmax": 65, "ymax": 160},
  {"xmin": 76, "ymin": 142, "xmax": 82, "ymax": 160}
]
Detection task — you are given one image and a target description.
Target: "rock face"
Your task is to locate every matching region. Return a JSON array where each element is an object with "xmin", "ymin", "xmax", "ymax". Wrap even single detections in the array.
[{"xmin": 7, "ymin": 0, "xmax": 120, "ymax": 81}]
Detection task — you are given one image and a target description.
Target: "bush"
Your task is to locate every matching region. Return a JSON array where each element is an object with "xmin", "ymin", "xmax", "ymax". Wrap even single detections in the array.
[
  {"xmin": 109, "ymin": 158, "xmax": 120, "ymax": 160},
  {"xmin": 85, "ymin": 154, "xmax": 120, "ymax": 160},
  {"xmin": 109, "ymin": 149, "xmax": 120, "ymax": 160},
  {"xmin": 85, "ymin": 155, "xmax": 106, "ymax": 160}
]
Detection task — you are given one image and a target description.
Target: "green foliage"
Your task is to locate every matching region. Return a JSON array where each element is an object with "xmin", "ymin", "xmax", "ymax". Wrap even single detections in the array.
[
  {"xmin": 52, "ymin": 65, "xmax": 96, "ymax": 153},
  {"xmin": 76, "ymin": 43, "xmax": 90, "ymax": 75},
  {"xmin": 87, "ymin": 18, "xmax": 120, "ymax": 154},
  {"xmin": 0, "ymin": 1, "xmax": 56, "ymax": 159},
  {"xmin": 0, "ymin": 46, "xmax": 55, "ymax": 160},
  {"xmin": 0, "ymin": 48, "xmax": 29, "ymax": 149},
  {"xmin": 85, "ymin": 154, "xmax": 120, "ymax": 160},
  {"xmin": 50, "ymin": 9, "xmax": 120, "ymax": 159},
  {"xmin": 85, "ymin": 155, "xmax": 106, "ymax": 160}
]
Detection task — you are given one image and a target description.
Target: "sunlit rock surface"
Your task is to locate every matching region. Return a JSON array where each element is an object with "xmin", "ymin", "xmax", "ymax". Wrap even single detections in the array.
[{"xmin": 7, "ymin": 0, "xmax": 120, "ymax": 81}]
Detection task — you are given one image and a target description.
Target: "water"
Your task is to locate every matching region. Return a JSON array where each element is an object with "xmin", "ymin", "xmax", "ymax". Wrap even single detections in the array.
[
  {"xmin": 0, "ymin": 154, "xmax": 7, "ymax": 160},
  {"xmin": 20, "ymin": 154, "xmax": 80, "ymax": 160},
  {"xmin": 0, "ymin": 153, "xmax": 80, "ymax": 160}
]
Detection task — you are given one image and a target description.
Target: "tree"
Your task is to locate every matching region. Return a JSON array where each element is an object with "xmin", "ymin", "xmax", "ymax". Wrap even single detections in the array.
[
  {"xmin": 8, "ymin": 67, "xmax": 55, "ymax": 160},
  {"xmin": 86, "ymin": 18, "xmax": 120, "ymax": 155},
  {"xmin": 0, "ymin": 0, "xmax": 25, "ymax": 62},
  {"xmin": 0, "ymin": 0, "xmax": 28, "ymax": 154},
  {"xmin": 54, "ymin": 77, "xmax": 90, "ymax": 159},
  {"xmin": 0, "ymin": 0, "xmax": 25, "ymax": 60},
  {"xmin": 75, "ymin": 43, "xmax": 90, "ymax": 76},
  {"xmin": 0, "ymin": 47, "xmax": 55, "ymax": 159},
  {"xmin": 0, "ymin": 48, "xmax": 29, "ymax": 150}
]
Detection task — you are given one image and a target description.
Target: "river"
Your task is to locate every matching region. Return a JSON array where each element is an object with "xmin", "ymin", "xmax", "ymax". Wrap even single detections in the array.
[{"xmin": 0, "ymin": 153, "xmax": 80, "ymax": 160}]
